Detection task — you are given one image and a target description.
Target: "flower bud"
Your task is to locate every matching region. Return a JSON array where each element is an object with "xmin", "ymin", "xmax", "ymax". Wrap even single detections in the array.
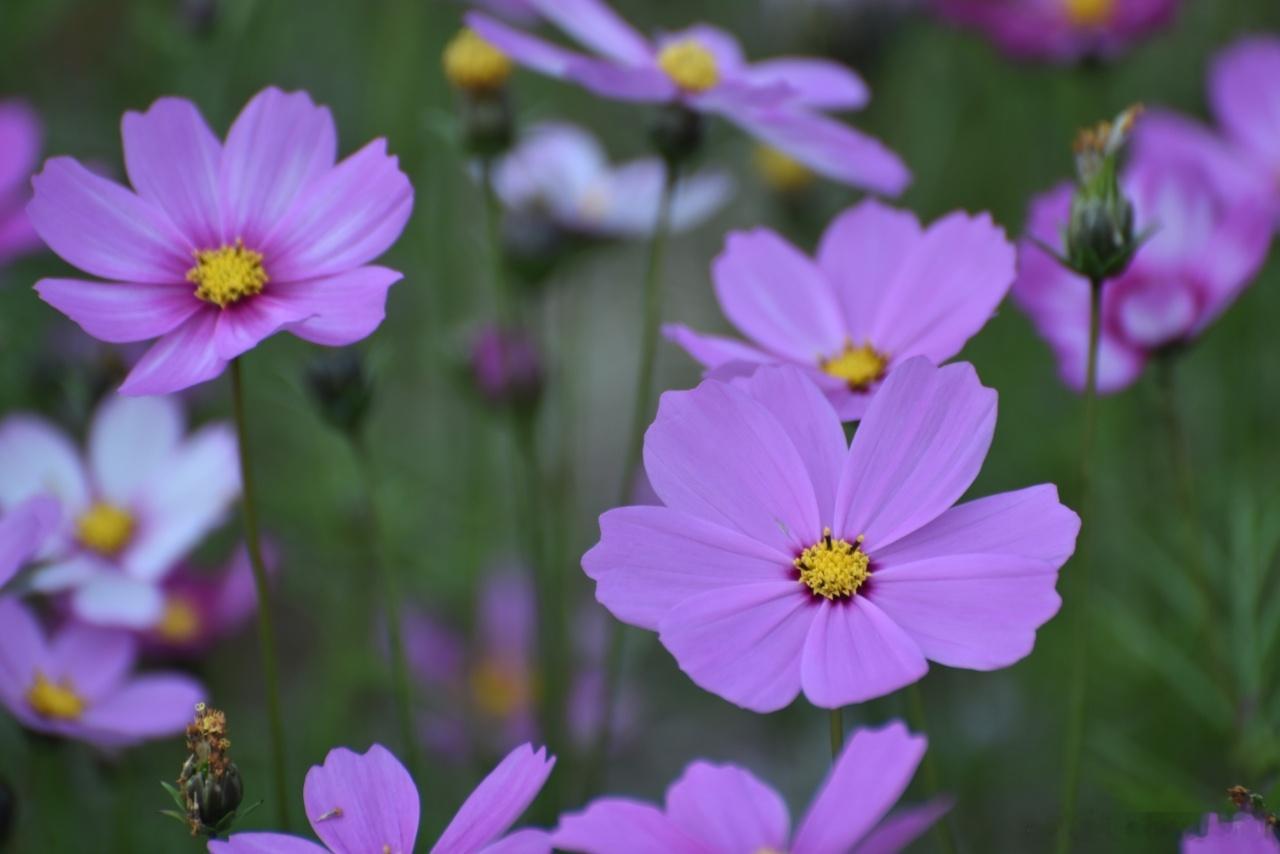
[
  {"xmin": 183, "ymin": 759, "xmax": 244, "ymax": 832},
  {"xmin": 502, "ymin": 208, "xmax": 566, "ymax": 287},
  {"xmin": 444, "ymin": 29, "xmax": 515, "ymax": 157},
  {"xmin": 469, "ymin": 325, "xmax": 543, "ymax": 410},
  {"xmin": 650, "ymin": 103, "xmax": 704, "ymax": 167},
  {"xmin": 174, "ymin": 704, "xmax": 247, "ymax": 837},
  {"xmin": 1065, "ymin": 106, "xmax": 1142, "ymax": 283},
  {"xmin": 305, "ymin": 350, "xmax": 374, "ymax": 439}
]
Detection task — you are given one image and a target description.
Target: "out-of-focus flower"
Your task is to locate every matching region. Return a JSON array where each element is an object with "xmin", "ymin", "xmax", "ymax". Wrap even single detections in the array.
[
  {"xmin": 0, "ymin": 495, "xmax": 59, "ymax": 589},
  {"xmin": 0, "ymin": 100, "xmax": 44, "ymax": 267},
  {"xmin": 469, "ymin": 325, "xmax": 544, "ymax": 410},
  {"xmin": 142, "ymin": 545, "xmax": 268, "ymax": 657},
  {"xmin": 467, "ymin": 0, "xmax": 909, "ymax": 193},
  {"xmin": 0, "ymin": 598, "xmax": 203, "ymax": 747},
  {"xmin": 934, "ymin": 0, "xmax": 1179, "ymax": 63},
  {"xmin": 469, "ymin": 0, "xmax": 539, "ymax": 24},
  {"xmin": 1182, "ymin": 813, "xmax": 1280, "ymax": 853},
  {"xmin": 556, "ymin": 720, "xmax": 948, "ymax": 853},
  {"xmin": 29, "ymin": 87, "xmax": 413, "ymax": 396},
  {"xmin": 1013, "ymin": 118, "xmax": 1274, "ymax": 394},
  {"xmin": 492, "ymin": 122, "xmax": 733, "ymax": 238},
  {"xmin": 0, "ymin": 394, "xmax": 239, "ymax": 628},
  {"xmin": 584, "ymin": 360, "xmax": 1079, "ymax": 712},
  {"xmin": 210, "ymin": 742, "xmax": 555, "ymax": 853},
  {"xmin": 665, "ymin": 200, "xmax": 1015, "ymax": 421}
]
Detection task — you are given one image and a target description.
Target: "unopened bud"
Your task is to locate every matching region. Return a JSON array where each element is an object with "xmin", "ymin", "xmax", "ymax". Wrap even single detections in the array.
[
  {"xmin": 305, "ymin": 350, "xmax": 374, "ymax": 439},
  {"xmin": 469, "ymin": 325, "xmax": 543, "ymax": 410},
  {"xmin": 445, "ymin": 29, "xmax": 515, "ymax": 157},
  {"xmin": 1065, "ymin": 106, "xmax": 1143, "ymax": 283},
  {"xmin": 650, "ymin": 103, "xmax": 704, "ymax": 167}
]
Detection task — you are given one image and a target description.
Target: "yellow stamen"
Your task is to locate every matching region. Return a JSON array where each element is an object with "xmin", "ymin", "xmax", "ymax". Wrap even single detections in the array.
[
  {"xmin": 1064, "ymin": 0, "xmax": 1114, "ymax": 26},
  {"xmin": 76, "ymin": 502, "xmax": 134, "ymax": 556},
  {"xmin": 157, "ymin": 597, "xmax": 202, "ymax": 644},
  {"xmin": 795, "ymin": 528, "xmax": 869, "ymax": 600},
  {"xmin": 822, "ymin": 343, "xmax": 888, "ymax": 390},
  {"xmin": 657, "ymin": 39, "xmax": 720, "ymax": 93},
  {"xmin": 26, "ymin": 672, "xmax": 86, "ymax": 720},
  {"xmin": 469, "ymin": 658, "xmax": 531, "ymax": 719},
  {"xmin": 753, "ymin": 145, "xmax": 814, "ymax": 194},
  {"xmin": 443, "ymin": 28, "xmax": 513, "ymax": 93},
  {"xmin": 187, "ymin": 239, "xmax": 268, "ymax": 308}
]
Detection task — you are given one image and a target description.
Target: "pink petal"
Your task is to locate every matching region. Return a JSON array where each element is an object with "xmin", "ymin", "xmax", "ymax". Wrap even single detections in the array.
[
  {"xmin": 305, "ymin": 744, "xmax": 419, "ymax": 854},
  {"xmin": 0, "ymin": 495, "xmax": 59, "ymax": 587},
  {"xmin": 270, "ymin": 265, "xmax": 403, "ymax": 346},
  {"xmin": 122, "ymin": 97, "xmax": 224, "ymax": 248},
  {"xmin": 554, "ymin": 799, "xmax": 707, "ymax": 854},
  {"xmin": 480, "ymin": 828, "xmax": 554, "ymax": 854},
  {"xmin": 740, "ymin": 58, "xmax": 870, "ymax": 110},
  {"xmin": 213, "ymin": 295, "xmax": 312, "ymax": 360},
  {"xmin": 27, "ymin": 157, "xmax": 191, "ymax": 283},
  {"xmin": 665, "ymin": 761, "xmax": 791, "ymax": 851},
  {"xmin": 792, "ymin": 721, "xmax": 927, "ymax": 854},
  {"xmin": 1210, "ymin": 36, "xmax": 1280, "ymax": 173},
  {"xmin": 88, "ymin": 394, "xmax": 184, "ymax": 505},
  {"xmin": 70, "ymin": 576, "xmax": 166, "ymax": 630},
  {"xmin": 118, "ymin": 309, "xmax": 227, "ymax": 396},
  {"xmin": 45, "ymin": 622, "xmax": 135, "ymax": 700},
  {"xmin": 210, "ymin": 834, "xmax": 329, "ymax": 854},
  {"xmin": 35, "ymin": 278, "xmax": 200, "ymax": 344},
  {"xmin": 1182, "ymin": 813, "xmax": 1280, "ymax": 854},
  {"xmin": 0, "ymin": 99, "xmax": 41, "ymax": 197},
  {"xmin": 834, "ymin": 358, "xmax": 996, "ymax": 551},
  {"xmin": 0, "ymin": 599, "xmax": 44, "ymax": 707},
  {"xmin": 221, "ymin": 87, "xmax": 337, "ymax": 246},
  {"xmin": 662, "ymin": 324, "xmax": 773, "ymax": 372},
  {"xmin": 658, "ymin": 582, "xmax": 813, "ymax": 713},
  {"xmin": 77, "ymin": 673, "xmax": 204, "ymax": 746},
  {"xmin": 433, "ymin": 744, "xmax": 554, "ymax": 853},
  {"xmin": 467, "ymin": 12, "xmax": 589, "ymax": 79},
  {"xmin": 854, "ymin": 798, "xmax": 953, "ymax": 854},
  {"xmin": 0, "ymin": 414, "xmax": 90, "ymax": 514},
  {"xmin": 799, "ymin": 598, "xmax": 928, "ymax": 706},
  {"xmin": 528, "ymin": 0, "xmax": 652, "ymax": 64},
  {"xmin": 564, "ymin": 57, "xmax": 676, "ymax": 103}
]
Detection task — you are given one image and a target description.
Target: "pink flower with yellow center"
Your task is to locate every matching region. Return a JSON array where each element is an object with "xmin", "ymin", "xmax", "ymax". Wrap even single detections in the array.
[{"xmin": 29, "ymin": 87, "xmax": 413, "ymax": 395}]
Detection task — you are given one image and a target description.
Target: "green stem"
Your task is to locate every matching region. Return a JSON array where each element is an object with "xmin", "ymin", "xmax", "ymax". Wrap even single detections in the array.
[
  {"xmin": 828, "ymin": 707, "xmax": 844, "ymax": 760},
  {"xmin": 907, "ymin": 684, "xmax": 959, "ymax": 854},
  {"xmin": 1155, "ymin": 358, "xmax": 1211, "ymax": 603},
  {"xmin": 1056, "ymin": 277, "xmax": 1103, "ymax": 854},
  {"xmin": 479, "ymin": 156, "xmax": 512, "ymax": 326},
  {"xmin": 229, "ymin": 358, "xmax": 290, "ymax": 829}
]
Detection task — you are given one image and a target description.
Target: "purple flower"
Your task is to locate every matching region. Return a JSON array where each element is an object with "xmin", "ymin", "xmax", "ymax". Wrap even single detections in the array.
[
  {"xmin": 1182, "ymin": 813, "xmax": 1280, "ymax": 853},
  {"xmin": 935, "ymin": 0, "xmax": 1179, "ymax": 63},
  {"xmin": 139, "ymin": 544, "xmax": 268, "ymax": 657},
  {"xmin": 466, "ymin": 0, "xmax": 909, "ymax": 194},
  {"xmin": 492, "ymin": 122, "xmax": 733, "ymax": 238},
  {"xmin": 0, "ymin": 394, "xmax": 239, "ymax": 628},
  {"xmin": 210, "ymin": 742, "xmax": 555, "ymax": 853},
  {"xmin": 470, "ymin": 325, "xmax": 544, "ymax": 408},
  {"xmin": 666, "ymin": 200, "xmax": 1016, "ymax": 421},
  {"xmin": 555, "ymin": 720, "xmax": 948, "ymax": 853},
  {"xmin": 584, "ymin": 359, "xmax": 1078, "ymax": 712},
  {"xmin": 0, "ymin": 495, "xmax": 59, "ymax": 589},
  {"xmin": 0, "ymin": 597, "xmax": 203, "ymax": 748},
  {"xmin": 0, "ymin": 99, "xmax": 44, "ymax": 267},
  {"xmin": 29, "ymin": 87, "xmax": 413, "ymax": 395},
  {"xmin": 1013, "ymin": 118, "xmax": 1275, "ymax": 394}
]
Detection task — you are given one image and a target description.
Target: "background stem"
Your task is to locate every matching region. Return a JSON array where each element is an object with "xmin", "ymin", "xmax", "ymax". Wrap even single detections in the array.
[
  {"xmin": 907, "ymin": 683, "xmax": 959, "ymax": 854},
  {"xmin": 828, "ymin": 707, "xmax": 844, "ymax": 759}
]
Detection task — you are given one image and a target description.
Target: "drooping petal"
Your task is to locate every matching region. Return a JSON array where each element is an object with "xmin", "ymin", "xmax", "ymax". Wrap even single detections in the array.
[
  {"xmin": 658, "ymin": 582, "xmax": 813, "ymax": 713},
  {"xmin": 221, "ymin": 87, "xmax": 337, "ymax": 245},
  {"xmin": 792, "ymin": 721, "xmax": 927, "ymax": 854},
  {"xmin": 0, "ymin": 415, "xmax": 89, "ymax": 513},
  {"xmin": 209, "ymin": 834, "xmax": 329, "ymax": 854},
  {"xmin": 88, "ymin": 395, "xmax": 184, "ymax": 506},
  {"xmin": 0, "ymin": 495, "xmax": 60, "ymax": 588},
  {"xmin": 554, "ymin": 799, "xmax": 708, "ymax": 854},
  {"xmin": 78, "ymin": 674, "xmax": 204, "ymax": 746},
  {"xmin": 35, "ymin": 279, "xmax": 201, "ymax": 344},
  {"xmin": 528, "ymin": 0, "xmax": 652, "ymax": 64},
  {"xmin": 304, "ymin": 744, "xmax": 420, "ymax": 854},
  {"xmin": 70, "ymin": 576, "xmax": 166, "ymax": 630},
  {"xmin": 740, "ymin": 58, "xmax": 870, "ymax": 110},
  {"xmin": 269, "ymin": 266, "xmax": 403, "ymax": 347},
  {"xmin": 665, "ymin": 761, "xmax": 791, "ymax": 852},
  {"xmin": 44, "ymin": 622, "xmax": 135, "ymax": 701},
  {"xmin": 662, "ymin": 324, "xmax": 774, "ymax": 373},
  {"xmin": 1210, "ymin": 36, "xmax": 1280, "ymax": 173},
  {"xmin": 816, "ymin": 201, "xmax": 923, "ymax": 342},
  {"xmin": 28, "ymin": 157, "xmax": 192, "ymax": 283},
  {"xmin": 799, "ymin": 598, "xmax": 929, "ymax": 707},
  {"xmin": 834, "ymin": 358, "xmax": 996, "ymax": 551},
  {"xmin": 467, "ymin": 12, "xmax": 590, "ymax": 79},
  {"xmin": 122, "ymin": 97, "xmax": 224, "ymax": 248},
  {"xmin": 853, "ymin": 798, "xmax": 953, "ymax": 854},
  {"xmin": 432, "ymin": 744, "xmax": 554, "ymax": 854},
  {"xmin": 118, "ymin": 309, "xmax": 226, "ymax": 396}
]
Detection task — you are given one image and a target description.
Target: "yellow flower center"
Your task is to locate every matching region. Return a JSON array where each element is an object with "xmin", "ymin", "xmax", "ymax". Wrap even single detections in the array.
[
  {"xmin": 157, "ymin": 597, "xmax": 202, "ymax": 644},
  {"xmin": 657, "ymin": 39, "xmax": 720, "ymax": 93},
  {"xmin": 77, "ymin": 502, "xmax": 135, "ymax": 556},
  {"xmin": 753, "ymin": 145, "xmax": 814, "ymax": 194},
  {"xmin": 1064, "ymin": 0, "xmax": 1114, "ymax": 26},
  {"xmin": 822, "ymin": 343, "xmax": 888, "ymax": 390},
  {"xmin": 469, "ymin": 659, "xmax": 532, "ymax": 719},
  {"xmin": 443, "ymin": 28, "xmax": 513, "ymax": 92},
  {"xmin": 26, "ymin": 672, "xmax": 86, "ymax": 720},
  {"xmin": 795, "ymin": 528, "xmax": 869, "ymax": 600},
  {"xmin": 187, "ymin": 239, "xmax": 268, "ymax": 308}
]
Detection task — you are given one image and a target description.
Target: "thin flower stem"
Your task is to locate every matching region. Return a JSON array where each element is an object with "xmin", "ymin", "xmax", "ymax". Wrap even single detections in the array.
[
  {"xmin": 828, "ymin": 707, "xmax": 844, "ymax": 759},
  {"xmin": 907, "ymin": 683, "xmax": 959, "ymax": 854},
  {"xmin": 479, "ymin": 156, "xmax": 513, "ymax": 326},
  {"xmin": 1056, "ymin": 277, "xmax": 1103, "ymax": 854},
  {"xmin": 229, "ymin": 358, "xmax": 290, "ymax": 829},
  {"xmin": 1155, "ymin": 358, "xmax": 1212, "ymax": 606}
]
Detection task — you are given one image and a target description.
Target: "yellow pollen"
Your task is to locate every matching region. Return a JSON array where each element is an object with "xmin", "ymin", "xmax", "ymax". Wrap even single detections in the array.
[
  {"xmin": 657, "ymin": 39, "xmax": 720, "ymax": 92},
  {"xmin": 795, "ymin": 528, "xmax": 869, "ymax": 600},
  {"xmin": 26, "ymin": 672, "xmax": 87, "ymax": 720},
  {"xmin": 1064, "ymin": 0, "xmax": 1114, "ymax": 26},
  {"xmin": 469, "ymin": 659, "xmax": 531, "ymax": 719},
  {"xmin": 443, "ymin": 28, "xmax": 513, "ymax": 92},
  {"xmin": 822, "ymin": 343, "xmax": 888, "ymax": 390},
  {"xmin": 753, "ymin": 145, "xmax": 814, "ymax": 194},
  {"xmin": 187, "ymin": 239, "xmax": 268, "ymax": 308},
  {"xmin": 157, "ymin": 598, "xmax": 202, "ymax": 644},
  {"xmin": 77, "ymin": 502, "xmax": 134, "ymax": 555}
]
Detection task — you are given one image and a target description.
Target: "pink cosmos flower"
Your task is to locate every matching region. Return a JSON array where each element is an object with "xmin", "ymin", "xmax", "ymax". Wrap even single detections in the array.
[
  {"xmin": 0, "ymin": 99, "xmax": 44, "ymax": 267},
  {"xmin": 29, "ymin": 87, "xmax": 413, "ymax": 396},
  {"xmin": 0, "ymin": 495, "xmax": 59, "ymax": 589},
  {"xmin": 934, "ymin": 0, "xmax": 1179, "ymax": 63},
  {"xmin": 666, "ymin": 200, "xmax": 1016, "ymax": 421},
  {"xmin": 584, "ymin": 359, "xmax": 1078, "ymax": 712},
  {"xmin": 138, "ymin": 545, "xmax": 267, "ymax": 657},
  {"xmin": 0, "ymin": 394, "xmax": 239, "ymax": 629},
  {"xmin": 210, "ymin": 742, "xmax": 555, "ymax": 853},
  {"xmin": 0, "ymin": 598, "xmax": 203, "ymax": 748},
  {"xmin": 556, "ymin": 720, "xmax": 948, "ymax": 853},
  {"xmin": 1012, "ymin": 119, "xmax": 1274, "ymax": 394},
  {"xmin": 493, "ymin": 122, "xmax": 733, "ymax": 238},
  {"xmin": 1182, "ymin": 813, "xmax": 1280, "ymax": 853},
  {"xmin": 466, "ymin": 0, "xmax": 909, "ymax": 194}
]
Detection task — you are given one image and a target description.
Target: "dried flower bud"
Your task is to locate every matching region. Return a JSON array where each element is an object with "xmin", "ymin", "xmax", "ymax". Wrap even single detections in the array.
[
  {"xmin": 1065, "ymin": 105, "xmax": 1143, "ymax": 283},
  {"xmin": 469, "ymin": 325, "xmax": 543, "ymax": 410},
  {"xmin": 172, "ymin": 703, "xmax": 246, "ymax": 837},
  {"xmin": 306, "ymin": 350, "xmax": 374, "ymax": 439}
]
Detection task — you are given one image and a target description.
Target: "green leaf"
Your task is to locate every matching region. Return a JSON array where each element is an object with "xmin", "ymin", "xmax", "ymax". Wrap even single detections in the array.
[{"xmin": 159, "ymin": 780, "xmax": 186, "ymax": 812}]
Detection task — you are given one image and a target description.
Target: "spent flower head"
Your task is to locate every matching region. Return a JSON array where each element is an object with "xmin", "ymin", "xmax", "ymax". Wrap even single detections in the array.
[
  {"xmin": 165, "ymin": 703, "xmax": 250, "ymax": 838},
  {"xmin": 1065, "ymin": 105, "xmax": 1143, "ymax": 282}
]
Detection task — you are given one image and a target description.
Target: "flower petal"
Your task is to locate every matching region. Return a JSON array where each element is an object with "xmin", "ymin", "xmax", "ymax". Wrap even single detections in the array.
[
  {"xmin": 70, "ymin": 575, "xmax": 166, "ymax": 630},
  {"xmin": 0, "ymin": 495, "xmax": 60, "ymax": 588},
  {"xmin": 213, "ymin": 295, "xmax": 313, "ymax": 360},
  {"xmin": 210, "ymin": 834, "xmax": 329, "ymax": 854},
  {"xmin": 432, "ymin": 744, "xmax": 554, "ymax": 853},
  {"xmin": 305, "ymin": 744, "xmax": 420, "ymax": 854},
  {"xmin": 853, "ymin": 798, "xmax": 953, "ymax": 854},
  {"xmin": 45, "ymin": 622, "xmax": 135, "ymax": 701},
  {"xmin": 480, "ymin": 828, "xmax": 554, "ymax": 854},
  {"xmin": 528, "ymin": 0, "xmax": 652, "ymax": 64},
  {"xmin": 816, "ymin": 201, "xmax": 923, "ymax": 342},
  {"xmin": 0, "ymin": 598, "xmax": 45, "ymax": 708},
  {"xmin": 0, "ymin": 414, "xmax": 89, "ymax": 514},
  {"xmin": 665, "ymin": 761, "xmax": 791, "ymax": 852},
  {"xmin": 118, "ymin": 309, "xmax": 226, "ymax": 396},
  {"xmin": 741, "ymin": 58, "xmax": 870, "ymax": 110},
  {"xmin": 270, "ymin": 265, "xmax": 403, "ymax": 346},
  {"xmin": 88, "ymin": 395, "xmax": 184, "ymax": 505},
  {"xmin": 78, "ymin": 673, "xmax": 204, "ymax": 747},
  {"xmin": 564, "ymin": 57, "xmax": 676, "ymax": 103},
  {"xmin": 35, "ymin": 278, "xmax": 201, "ymax": 344},
  {"xmin": 467, "ymin": 12, "xmax": 589, "ymax": 79},
  {"xmin": 662, "ymin": 324, "xmax": 773, "ymax": 373},
  {"xmin": 799, "ymin": 598, "xmax": 928, "ymax": 706},
  {"xmin": 554, "ymin": 799, "xmax": 707, "ymax": 854},
  {"xmin": 0, "ymin": 100, "xmax": 41, "ymax": 197},
  {"xmin": 1211, "ymin": 36, "xmax": 1280, "ymax": 172}
]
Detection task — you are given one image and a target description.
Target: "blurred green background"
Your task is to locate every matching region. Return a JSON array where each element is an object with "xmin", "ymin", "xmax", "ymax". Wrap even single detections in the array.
[{"xmin": 2, "ymin": 0, "xmax": 1280, "ymax": 850}]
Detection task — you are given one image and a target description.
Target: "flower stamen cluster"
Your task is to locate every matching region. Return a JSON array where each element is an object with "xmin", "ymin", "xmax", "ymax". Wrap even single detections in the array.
[
  {"xmin": 657, "ymin": 40, "xmax": 720, "ymax": 92},
  {"xmin": 795, "ymin": 528, "xmax": 869, "ymax": 600},
  {"xmin": 187, "ymin": 239, "xmax": 268, "ymax": 308}
]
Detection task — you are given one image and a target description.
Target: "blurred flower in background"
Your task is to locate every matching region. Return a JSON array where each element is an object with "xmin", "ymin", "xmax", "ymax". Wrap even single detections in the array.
[
  {"xmin": 139, "ymin": 545, "xmax": 269, "ymax": 658},
  {"xmin": 0, "ymin": 598, "xmax": 203, "ymax": 748},
  {"xmin": 666, "ymin": 200, "xmax": 1016, "ymax": 420},
  {"xmin": 0, "ymin": 99, "xmax": 45, "ymax": 269},
  {"xmin": 934, "ymin": 0, "xmax": 1180, "ymax": 62},
  {"xmin": 469, "ymin": 325, "xmax": 544, "ymax": 410},
  {"xmin": 469, "ymin": 0, "xmax": 538, "ymax": 25},
  {"xmin": 0, "ymin": 394, "xmax": 239, "ymax": 629},
  {"xmin": 0, "ymin": 495, "xmax": 59, "ymax": 589},
  {"xmin": 1182, "ymin": 812, "xmax": 1280, "ymax": 853}
]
